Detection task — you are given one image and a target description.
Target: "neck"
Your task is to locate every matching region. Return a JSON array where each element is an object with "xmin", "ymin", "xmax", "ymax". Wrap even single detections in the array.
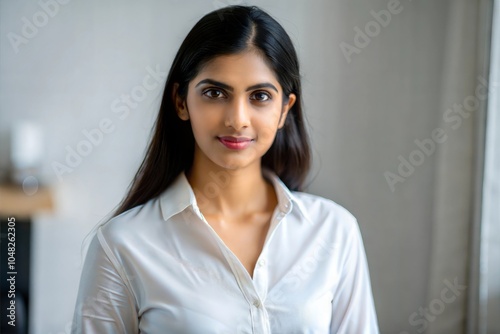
[{"xmin": 186, "ymin": 154, "xmax": 276, "ymax": 218}]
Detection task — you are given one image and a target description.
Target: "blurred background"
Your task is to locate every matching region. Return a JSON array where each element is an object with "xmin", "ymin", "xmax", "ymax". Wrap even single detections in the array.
[{"xmin": 0, "ymin": 0, "xmax": 499, "ymax": 333}]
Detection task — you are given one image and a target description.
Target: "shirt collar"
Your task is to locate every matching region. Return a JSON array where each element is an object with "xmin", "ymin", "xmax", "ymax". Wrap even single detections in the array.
[
  {"xmin": 160, "ymin": 169, "xmax": 312, "ymax": 224},
  {"xmin": 261, "ymin": 168, "xmax": 311, "ymax": 224}
]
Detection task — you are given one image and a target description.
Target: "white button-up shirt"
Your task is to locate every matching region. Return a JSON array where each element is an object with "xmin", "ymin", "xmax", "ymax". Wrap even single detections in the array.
[{"xmin": 72, "ymin": 169, "xmax": 380, "ymax": 333}]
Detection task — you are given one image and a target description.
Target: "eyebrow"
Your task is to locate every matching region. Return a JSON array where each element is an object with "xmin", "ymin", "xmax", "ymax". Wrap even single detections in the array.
[{"xmin": 194, "ymin": 79, "xmax": 279, "ymax": 93}]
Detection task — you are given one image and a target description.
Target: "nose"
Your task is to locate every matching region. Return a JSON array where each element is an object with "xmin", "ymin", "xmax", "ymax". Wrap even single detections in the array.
[{"xmin": 224, "ymin": 97, "xmax": 250, "ymax": 130}]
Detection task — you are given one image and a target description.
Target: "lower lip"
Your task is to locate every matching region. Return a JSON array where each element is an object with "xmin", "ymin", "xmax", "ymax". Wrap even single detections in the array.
[{"xmin": 218, "ymin": 138, "xmax": 253, "ymax": 150}]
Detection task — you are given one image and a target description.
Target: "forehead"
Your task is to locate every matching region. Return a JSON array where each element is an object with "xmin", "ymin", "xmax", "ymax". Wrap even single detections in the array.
[{"xmin": 192, "ymin": 51, "xmax": 281, "ymax": 90}]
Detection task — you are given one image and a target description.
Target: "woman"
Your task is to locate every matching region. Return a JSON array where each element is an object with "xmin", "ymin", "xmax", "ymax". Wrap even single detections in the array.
[{"xmin": 72, "ymin": 5, "xmax": 379, "ymax": 333}]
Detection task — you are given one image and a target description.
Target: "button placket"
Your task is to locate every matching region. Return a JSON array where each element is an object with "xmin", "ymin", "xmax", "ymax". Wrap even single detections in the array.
[
  {"xmin": 253, "ymin": 256, "xmax": 269, "ymax": 301},
  {"xmin": 250, "ymin": 296, "xmax": 271, "ymax": 334},
  {"xmin": 193, "ymin": 185, "xmax": 277, "ymax": 334}
]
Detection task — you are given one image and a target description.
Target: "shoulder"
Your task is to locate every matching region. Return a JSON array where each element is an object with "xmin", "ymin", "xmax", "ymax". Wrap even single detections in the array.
[
  {"xmin": 97, "ymin": 197, "xmax": 164, "ymax": 251},
  {"xmin": 291, "ymin": 190, "xmax": 360, "ymax": 235},
  {"xmin": 292, "ymin": 191, "xmax": 356, "ymax": 220}
]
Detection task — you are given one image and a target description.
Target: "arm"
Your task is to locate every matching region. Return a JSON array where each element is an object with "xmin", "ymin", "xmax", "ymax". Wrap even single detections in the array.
[
  {"xmin": 71, "ymin": 231, "xmax": 139, "ymax": 334},
  {"xmin": 330, "ymin": 221, "xmax": 380, "ymax": 334}
]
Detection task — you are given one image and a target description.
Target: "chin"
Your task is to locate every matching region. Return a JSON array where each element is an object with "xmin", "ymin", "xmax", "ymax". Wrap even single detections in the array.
[
  {"xmin": 209, "ymin": 155, "xmax": 255, "ymax": 171},
  {"xmin": 215, "ymin": 160, "xmax": 249, "ymax": 170}
]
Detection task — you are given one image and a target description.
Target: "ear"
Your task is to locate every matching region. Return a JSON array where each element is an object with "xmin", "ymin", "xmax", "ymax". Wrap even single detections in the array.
[
  {"xmin": 278, "ymin": 93, "xmax": 296, "ymax": 129},
  {"xmin": 172, "ymin": 83, "xmax": 189, "ymax": 121}
]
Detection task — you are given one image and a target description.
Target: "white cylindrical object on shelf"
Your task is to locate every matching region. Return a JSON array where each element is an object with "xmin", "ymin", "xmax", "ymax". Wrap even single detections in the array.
[
  {"xmin": 10, "ymin": 121, "xmax": 44, "ymax": 184},
  {"xmin": 11, "ymin": 122, "xmax": 44, "ymax": 169}
]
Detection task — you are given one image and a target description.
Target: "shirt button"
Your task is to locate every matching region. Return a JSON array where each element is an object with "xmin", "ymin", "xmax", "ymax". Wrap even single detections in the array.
[
  {"xmin": 258, "ymin": 259, "xmax": 266, "ymax": 267},
  {"xmin": 253, "ymin": 299, "xmax": 261, "ymax": 308}
]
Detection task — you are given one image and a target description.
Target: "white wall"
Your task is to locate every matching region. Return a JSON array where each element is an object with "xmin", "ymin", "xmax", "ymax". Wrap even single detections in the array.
[
  {"xmin": 0, "ymin": 0, "xmax": 453, "ymax": 333},
  {"xmin": 296, "ymin": 1, "xmax": 452, "ymax": 332}
]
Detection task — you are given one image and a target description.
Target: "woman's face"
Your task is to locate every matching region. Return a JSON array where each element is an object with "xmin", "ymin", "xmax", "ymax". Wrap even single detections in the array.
[{"xmin": 174, "ymin": 50, "xmax": 296, "ymax": 171}]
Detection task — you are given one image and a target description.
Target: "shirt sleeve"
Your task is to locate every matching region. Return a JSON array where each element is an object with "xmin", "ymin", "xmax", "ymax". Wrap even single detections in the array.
[
  {"xmin": 330, "ymin": 221, "xmax": 380, "ymax": 334},
  {"xmin": 71, "ymin": 230, "xmax": 139, "ymax": 334}
]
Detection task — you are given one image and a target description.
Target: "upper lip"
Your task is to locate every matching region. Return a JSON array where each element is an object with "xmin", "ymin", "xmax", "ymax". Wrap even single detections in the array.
[{"xmin": 218, "ymin": 136, "xmax": 253, "ymax": 142}]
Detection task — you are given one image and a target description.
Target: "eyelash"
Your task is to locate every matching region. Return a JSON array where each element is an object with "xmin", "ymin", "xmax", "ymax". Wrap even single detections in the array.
[{"xmin": 202, "ymin": 88, "xmax": 272, "ymax": 102}]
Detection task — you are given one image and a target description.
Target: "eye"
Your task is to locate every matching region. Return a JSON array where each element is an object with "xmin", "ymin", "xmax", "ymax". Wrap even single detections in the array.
[
  {"xmin": 250, "ymin": 91, "xmax": 272, "ymax": 102},
  {"xmin": 202, "ymin": 88, "xmax": 226, "ymax": 99}
]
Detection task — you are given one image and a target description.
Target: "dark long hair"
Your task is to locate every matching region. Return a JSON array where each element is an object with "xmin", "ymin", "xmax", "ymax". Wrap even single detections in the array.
[{"xmin": 113, "ymin": 5, "xmax": 311, "ymax": 217}]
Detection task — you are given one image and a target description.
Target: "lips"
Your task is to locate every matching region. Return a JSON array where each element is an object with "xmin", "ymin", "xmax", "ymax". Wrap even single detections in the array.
[
  {"xmin": 217, "ymin": 136, "xmax": 253, "ymax": 150},
  {"xmin": 218, "ymin": 136, "xmax": 252, "ymax": 142}
]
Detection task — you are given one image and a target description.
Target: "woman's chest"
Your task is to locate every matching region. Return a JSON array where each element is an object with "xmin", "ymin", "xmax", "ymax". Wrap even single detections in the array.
[
  {"xmin": 203, "ymin": 212, "xmax": 273, "ymax": 278},
  {"xmin": 126, "ymin": 235, "xmax": 338, "ymax": 333}
]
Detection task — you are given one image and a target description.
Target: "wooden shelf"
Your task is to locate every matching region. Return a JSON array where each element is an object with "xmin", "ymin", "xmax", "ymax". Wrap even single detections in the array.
[{"xmin": 0, "ymin": 184, "xmax": 54, "ymax": 218}]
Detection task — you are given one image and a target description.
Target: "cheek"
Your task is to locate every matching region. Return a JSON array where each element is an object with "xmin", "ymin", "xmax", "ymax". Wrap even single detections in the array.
[
  {"xmin": 187, "ymin": 100, "xmax": 220, "ymax": 132},
  {"xmin": 255, "ymin": 111, "xmax": 282, "ymax": 141}
]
